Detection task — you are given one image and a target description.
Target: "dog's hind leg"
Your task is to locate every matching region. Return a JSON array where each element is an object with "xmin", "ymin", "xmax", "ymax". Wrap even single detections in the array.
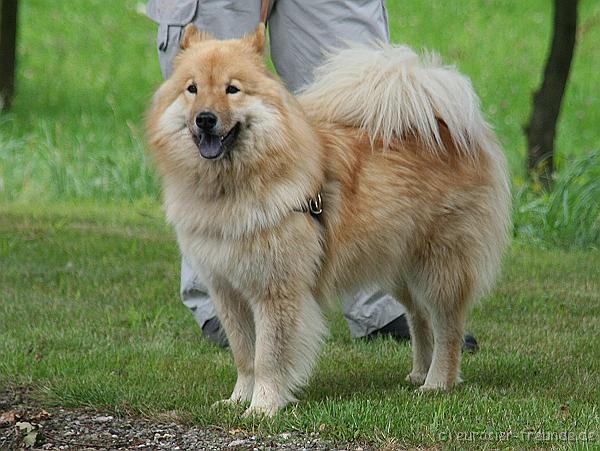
[
  {"xmin": 244, "ymin": 291, "xmax": 326, "ymax": 417},
  {"xmin": 410, "ymin": 259, "xmax": 471, "ymax": 391},
  {"xmin": 394, "ymin": 285, "xmax": 434, "ymax": 386},
  {"xmin": 420, "ymin": 300, "xmax": 466, "ymax": 391},
  {"xmin": 210, "ymin": 276, "xmax": 256, "ymax": 405}
]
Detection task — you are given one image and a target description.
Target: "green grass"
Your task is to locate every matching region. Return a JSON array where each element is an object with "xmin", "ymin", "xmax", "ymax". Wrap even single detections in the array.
[
  {"xmin": 0, "ymin": 0, "xmax": 158, "ymax": 202},
  {"xmin": 1, "ymin": 205, "xmax": 599, "ymax": 449},
  {"xmin": 514, "ymin": 151, "xmax": 600, "ymax": 248},
  {"xmin": 1, "ymin": 0, "xmax": 600, "ymax": 202}
]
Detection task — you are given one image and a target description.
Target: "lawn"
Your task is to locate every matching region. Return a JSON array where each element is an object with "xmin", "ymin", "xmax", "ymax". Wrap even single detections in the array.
[
  {"xmin": 1, "ymin": 0, "xmax": 600, "ymax": 449},
  {"xmin": 1, "ymin": 204, "xmax": 599, "ymax": 449}
]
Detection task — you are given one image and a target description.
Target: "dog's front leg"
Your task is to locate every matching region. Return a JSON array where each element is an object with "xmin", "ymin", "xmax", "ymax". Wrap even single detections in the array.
[
  {"xmin": 210, "ymin": 276, "xmax": 255, "ymax": 405},
  {"xmin": 244, "ymin": 291, "xmax": 326, "ymax": 417}
]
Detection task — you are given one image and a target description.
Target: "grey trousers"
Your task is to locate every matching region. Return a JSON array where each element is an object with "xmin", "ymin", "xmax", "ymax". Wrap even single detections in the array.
[{"xmin": 148, "ymin": 0, "xmax": 406, "ymax": 337}]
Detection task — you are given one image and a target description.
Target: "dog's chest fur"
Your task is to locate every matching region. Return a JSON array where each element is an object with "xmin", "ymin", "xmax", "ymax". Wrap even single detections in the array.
[{"xmin": 163, "ymin": 174, "xmax": 324, "ymax": 300}]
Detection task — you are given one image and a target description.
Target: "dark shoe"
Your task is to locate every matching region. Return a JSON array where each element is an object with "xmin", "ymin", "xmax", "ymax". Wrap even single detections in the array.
[
  {"xmin": 365, "ymin": 315, "xmax": 479, "ymax": 354},
  {"xmin": 462, "ymin": 333, "xmax": 479, "ymax": 353},
  {"xmin": 201, "ymin": 317, "xmax": 229, "ymax": 348},
  {"xmin": 365, "ymin": 315, "xmax": 411, "ymax": 341}
]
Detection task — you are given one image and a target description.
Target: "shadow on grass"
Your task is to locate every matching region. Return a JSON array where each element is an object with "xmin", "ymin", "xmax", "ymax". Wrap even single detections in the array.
[
  {"xmin": 304, "ymin": 339, "xmax": 414, "ymax": 403},
  {"xmin": 467, "ymin": 353, "xmax": 562, "ymax": 393}
]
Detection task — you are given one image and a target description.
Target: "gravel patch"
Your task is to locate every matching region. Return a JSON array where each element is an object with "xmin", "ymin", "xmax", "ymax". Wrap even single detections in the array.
[{"xmin": 0, "ymin": 387, "xmax": 375, "ymax": 450}]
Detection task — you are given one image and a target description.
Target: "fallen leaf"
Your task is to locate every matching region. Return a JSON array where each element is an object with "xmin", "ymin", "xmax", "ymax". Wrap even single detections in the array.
[
  {"xmin": 31, "ymin": 410, "xmax": 51, "ymax": 421},
  {"xmin": 16, "ymin": 422, "xmax": 39, "ymax": 448},
  {"xmin": 0, "ymin": 410, "xmax": 20, "ymax": 425},
  {"xmin": 23, "ymin": 430, "xmax": 38, "ymax": 448},
  {"xmin": 16, "ymin": 421, "xmax": 35, "ymax": 433}
]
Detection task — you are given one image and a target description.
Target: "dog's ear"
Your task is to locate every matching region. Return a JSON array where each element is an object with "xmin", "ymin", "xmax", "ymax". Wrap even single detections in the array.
[
  {"xmin": 180, "ymin": 24, "xmax": 214, "ymax": 49},
  {"xmin": 246, "ymin": 23, "xmax": 266, "ymax": 54}
]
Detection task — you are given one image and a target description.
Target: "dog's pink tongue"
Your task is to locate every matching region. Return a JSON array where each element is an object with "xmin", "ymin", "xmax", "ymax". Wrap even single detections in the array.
[{"xmin": 199, "ymin": 134, "xmax": 222, "ymax": 159}]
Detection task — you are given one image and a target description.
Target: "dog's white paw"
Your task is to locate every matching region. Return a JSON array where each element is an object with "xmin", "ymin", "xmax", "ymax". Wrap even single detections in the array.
[
  {"xmin": 417, "ymin": 378, "xmax": 461, "ymax": 392},
  {"xmin": 230, "ymin": 375, "xmax": 254, "ymax": 404},
  {"xmin": 417, "ymin": 383, "xmax": 448, "ymax": 393},
  {"xmin": 405, "ymin": 372, "xmax": 427, "ymax": 386}
]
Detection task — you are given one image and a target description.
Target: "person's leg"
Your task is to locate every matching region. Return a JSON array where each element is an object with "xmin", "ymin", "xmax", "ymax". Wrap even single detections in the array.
[
  {"xmin": 268, "ymin": 0, "xmax": 410, "ymax": 339},
  {"xmin": 180, "ymin": 258, "xmax": 228, "ymax": 346},
  {"xmin": 147, "ymin": 0, "xmax": 262, "ymax": 78},
  {"xmin": 148, "ymin": 0, "xmax": 262, "ymax": 346},
  {"xmin": 268, "ymin": 1, "xmax": 479, "ymax": 349},
  {"xmin": 343, "ymin": 288, "xmax": 409, "ymax": 339},
  {"xmin": 268, "ymin": 0, "xmax": 390, "ymax": 92}
]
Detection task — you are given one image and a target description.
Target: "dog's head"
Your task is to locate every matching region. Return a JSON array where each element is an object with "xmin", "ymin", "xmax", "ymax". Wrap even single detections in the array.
[{"xmin": 148, "ymin": 25, "xmax": 290, "ymax": 167}]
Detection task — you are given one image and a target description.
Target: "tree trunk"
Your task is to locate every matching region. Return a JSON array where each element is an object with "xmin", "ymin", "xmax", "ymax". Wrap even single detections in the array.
[
  {"xmin": 525, "ymin": 0, "xmax": 578, "ymax": 190},
  {"xmin": 0, "ymin": 0, "xmax": 18, "ymax": 112}
]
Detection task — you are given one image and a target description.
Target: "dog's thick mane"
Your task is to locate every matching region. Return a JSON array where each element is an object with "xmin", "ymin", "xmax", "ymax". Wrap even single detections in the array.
[{"xmin": 300, "ymin": 44, "xmax": 489, "ymax": 158}]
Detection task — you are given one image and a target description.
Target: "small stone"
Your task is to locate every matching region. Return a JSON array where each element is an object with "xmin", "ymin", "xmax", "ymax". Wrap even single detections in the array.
[{"xmin": 95, "ymin": 415, "xmax": 113, "ymax": 423}]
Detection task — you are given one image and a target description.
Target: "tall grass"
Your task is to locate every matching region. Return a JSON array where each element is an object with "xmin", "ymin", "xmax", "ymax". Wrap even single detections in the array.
[
  {"xmin": 514, "ymin": 150, "xmax": 600, "ymax": 248},
  {"xmin": 0, "ymin": 123, "xmax": 158, "ymax": 202}
]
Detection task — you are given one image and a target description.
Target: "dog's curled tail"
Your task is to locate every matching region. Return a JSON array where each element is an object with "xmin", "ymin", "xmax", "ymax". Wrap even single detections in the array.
[{"xmin": 300, "ymin": 44, "xmax": 489, "ymax": 157}]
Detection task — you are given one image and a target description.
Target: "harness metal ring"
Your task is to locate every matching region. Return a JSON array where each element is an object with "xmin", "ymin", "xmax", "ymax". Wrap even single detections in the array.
[{"xmin": 309, "ymin": 193, "xmax": 323, "ymax": 215}]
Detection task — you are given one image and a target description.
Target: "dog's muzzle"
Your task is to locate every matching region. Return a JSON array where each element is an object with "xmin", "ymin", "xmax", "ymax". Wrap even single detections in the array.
[{"xmin": 192, "ymin": 112, "xmax": 241, "ymax": 160}]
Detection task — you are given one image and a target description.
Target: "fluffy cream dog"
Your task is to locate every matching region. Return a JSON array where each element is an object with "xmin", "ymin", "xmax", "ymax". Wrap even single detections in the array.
[{"xmin": 147, "ymin": 25, "xmax": 511, "ymax": 416}]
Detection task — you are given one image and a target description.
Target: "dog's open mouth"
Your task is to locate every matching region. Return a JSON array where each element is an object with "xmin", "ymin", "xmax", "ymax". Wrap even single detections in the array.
[{"xmin": 193, "ymin": 123, "xmax": 241, "ymax": 160}]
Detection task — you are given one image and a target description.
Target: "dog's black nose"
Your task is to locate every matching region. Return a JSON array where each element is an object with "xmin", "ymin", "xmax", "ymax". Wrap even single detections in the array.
[{"xmin": 196, "ymin": 111, "xmax": 218, "ymax": 130}]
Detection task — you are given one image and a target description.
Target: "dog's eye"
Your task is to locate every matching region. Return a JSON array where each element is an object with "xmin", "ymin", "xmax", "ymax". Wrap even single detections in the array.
[
  {"xmin": 187, "ymin": 83, "xmax": 197, "ymax": 94},
  {"xmin": 226, "ymin": 85, "xmax": 240, "ymax": 95}
]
